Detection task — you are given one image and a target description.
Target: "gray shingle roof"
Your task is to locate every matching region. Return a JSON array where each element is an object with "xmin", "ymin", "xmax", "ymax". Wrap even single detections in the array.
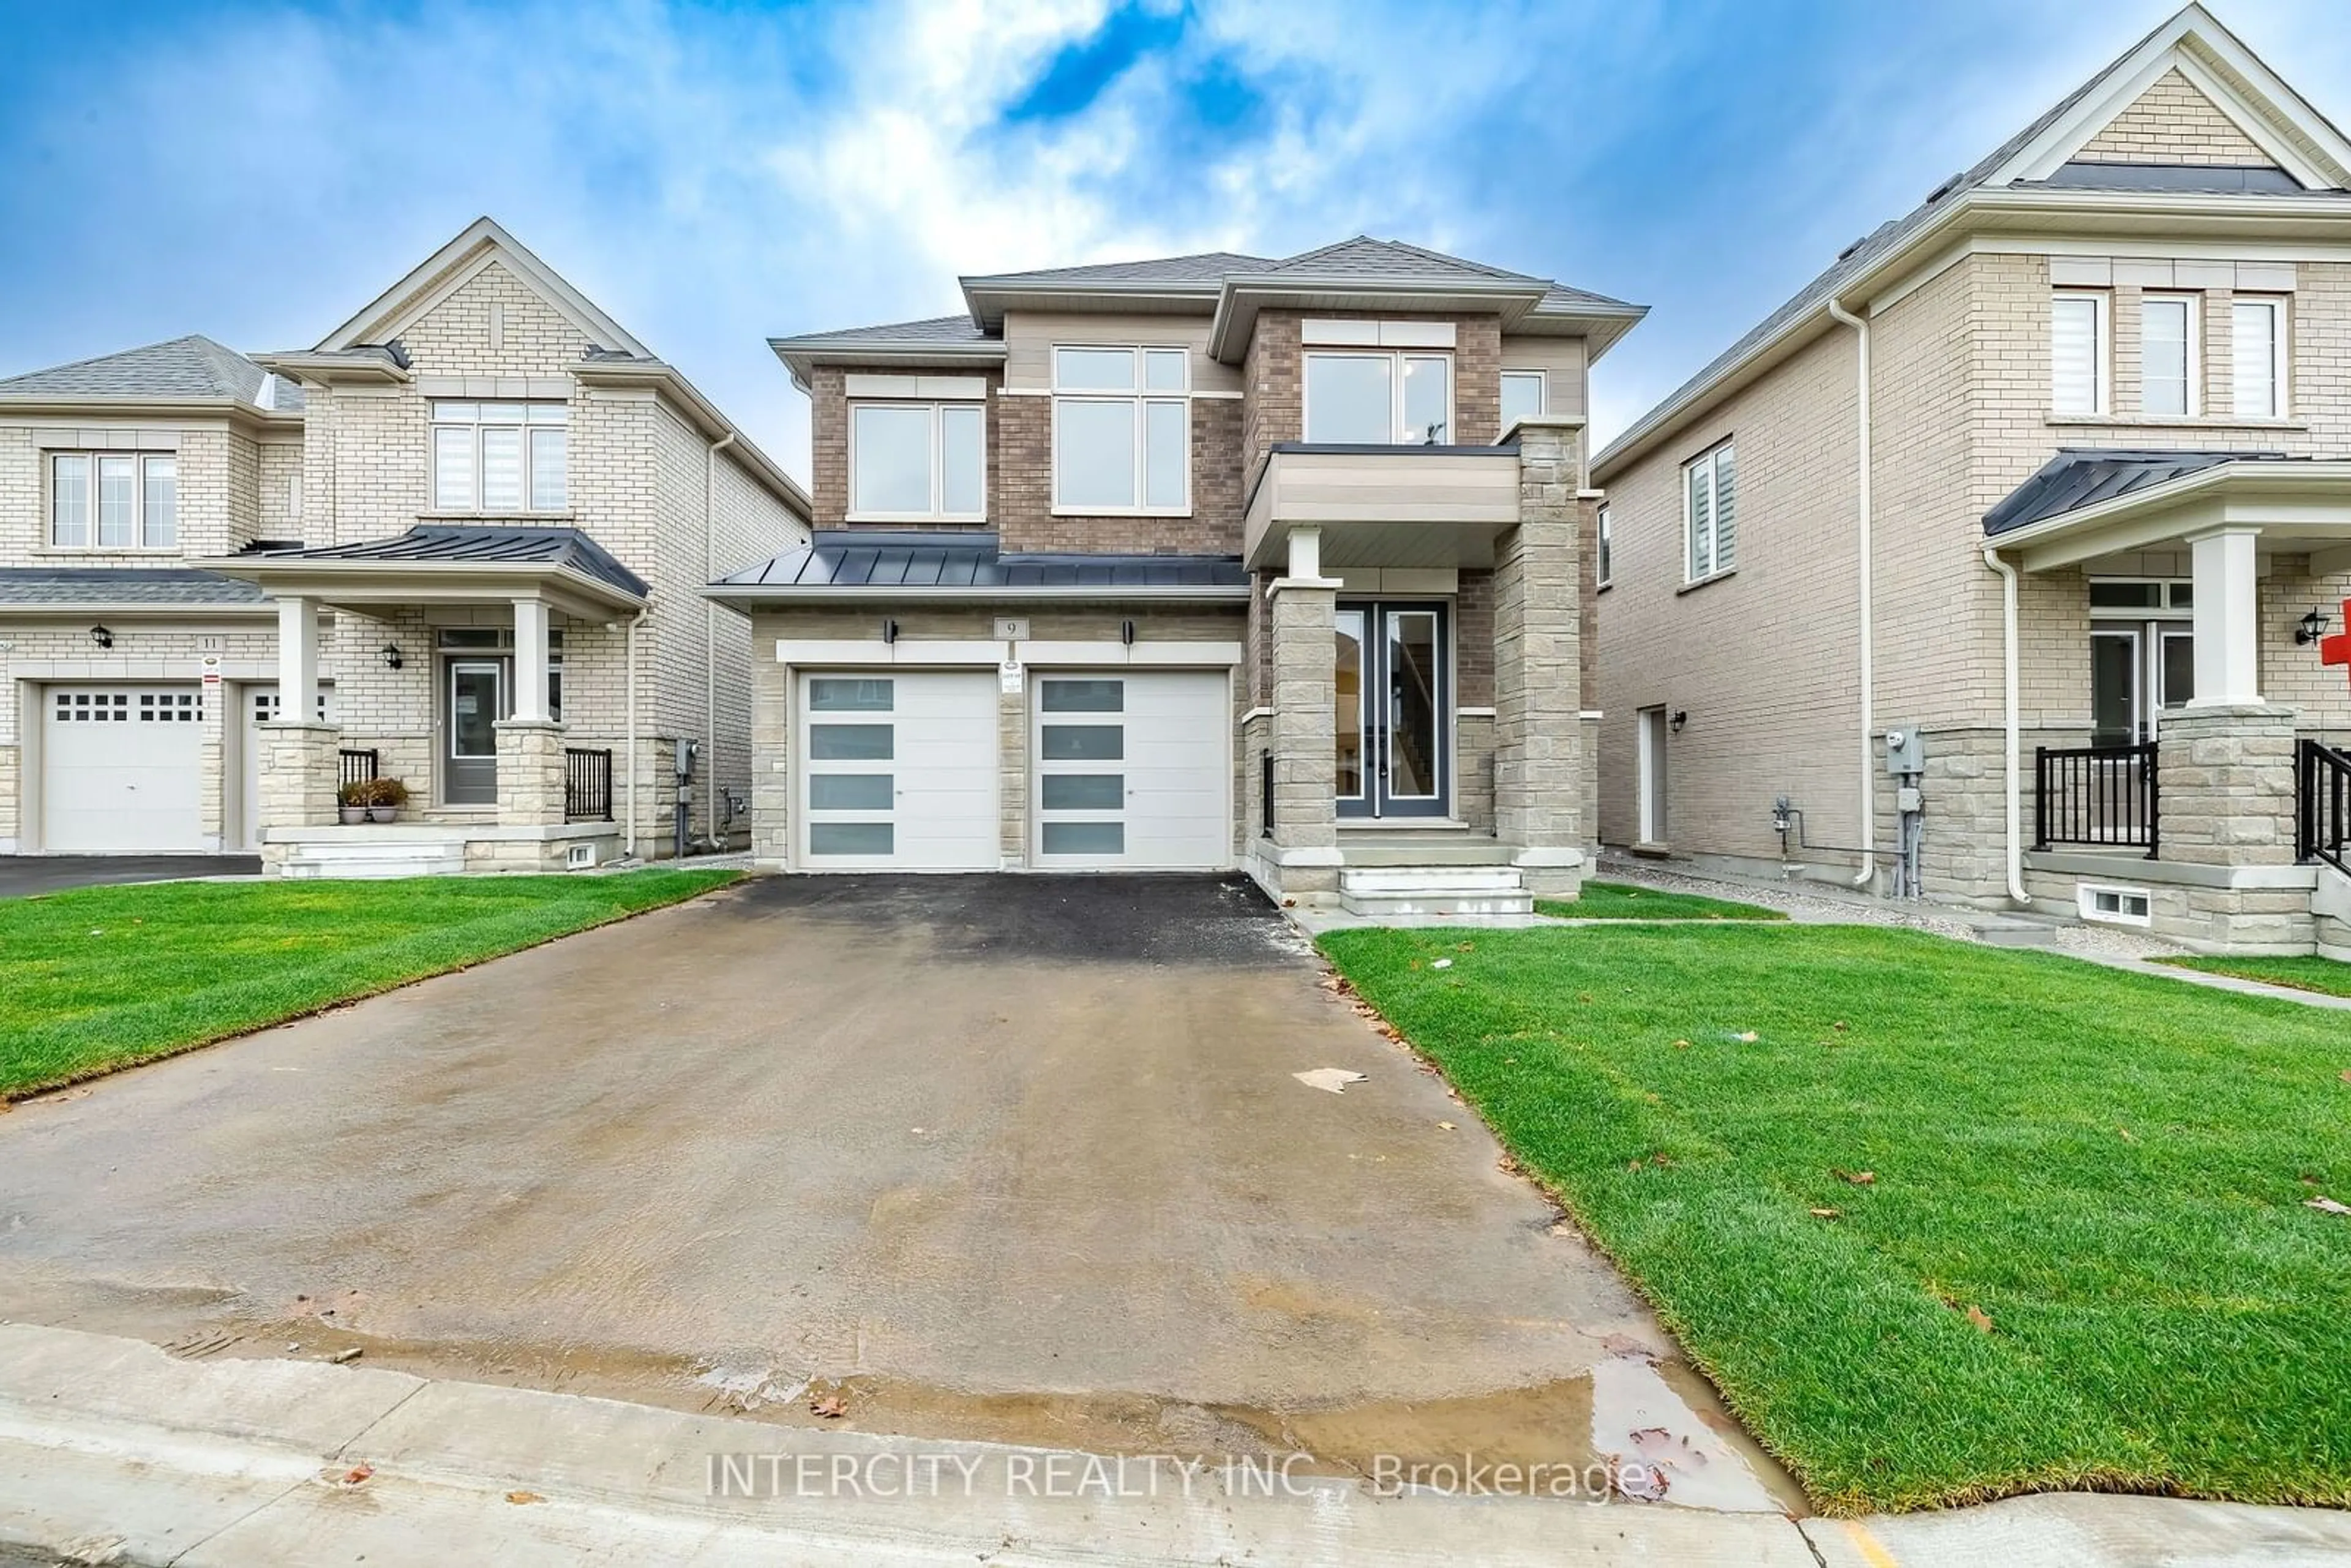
[
  {"xmin": 245, "ymin": 525, "xmax": 649, "ymax": 596},
  {"xmin": 0, "ymin": 567, "xmax": 264, "ymax": 606},
  {"xmin": 715, "ymin": 530, "xmax": 1248, "ymax": 591},
  {"xmin": 2028, "ymin": 160, "xmax": 2314, "ymax": 194},
  {"xmin": 1982, "ymin": 448, "xmax": 2304, "ymax": 535},
  {"xmin": 0, "ymin": 335, "xmax": 287, "ymax": 406},
  {"xmin": 1262, "ymin": 236, "xmax": 1543, "ymax": 284},
  {"xmin": 771, "ymin": 315, "xmax": 994, "ymax": 349},
  {"xmin": 963, "ymin": 251, "xmax": 1277, "ymax": 288}
]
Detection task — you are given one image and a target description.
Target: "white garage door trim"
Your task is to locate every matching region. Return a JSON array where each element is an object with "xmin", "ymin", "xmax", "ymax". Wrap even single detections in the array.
[
  {"xmin": 797, "ymin": 670, "xmax": 999, "ymax": 871},
  {"xmin": 42, "ymin": 685, "xmax": 206, "ymax": 853},
  {"xmin": 1032, "ymin": 670, "xmax": 1231, "ymax": 871}
]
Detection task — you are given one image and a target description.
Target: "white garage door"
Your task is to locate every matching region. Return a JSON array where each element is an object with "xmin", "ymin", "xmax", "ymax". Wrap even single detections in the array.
[
  {"xmin": 800, "ymin": 670, "xmax": 997, "ymax": 870},
  {"xmin": 1032, "ymin": 671, "xmax": 1229, "ymax": 870},
  {"xmin": 43, "ymin": 686, "xmax": 206, "ymax": 852}
]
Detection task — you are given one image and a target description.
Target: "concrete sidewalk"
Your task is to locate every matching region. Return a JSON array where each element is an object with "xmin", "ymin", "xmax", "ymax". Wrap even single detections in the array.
[{"xmin": 4, "ymin": 1323, "xmax": 2347, "ymax": 1568}]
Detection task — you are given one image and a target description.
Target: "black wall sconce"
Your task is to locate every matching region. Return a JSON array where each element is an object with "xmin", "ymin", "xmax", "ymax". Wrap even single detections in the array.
[
  {"xmin": 881, "ymin": 618, "xmax": 900, "ymax": 645},
  {"xmin": 2297, "ymin": 607, "xmax": 2334, "ymax": 647},
  {"xmin": 380, "ymin": 643, "xmax": 404, "ymax": 670},
  {"xmin": 1670, "ymin": 710, "xmax": 1689, "ymax": 733},
  {"xmin": 1121, "ymin": 619, "xmax": 1136, "ymax": 647},
  {"xmin": 89, "ymin": 625, "xmax": 113, "ymax": 649}
]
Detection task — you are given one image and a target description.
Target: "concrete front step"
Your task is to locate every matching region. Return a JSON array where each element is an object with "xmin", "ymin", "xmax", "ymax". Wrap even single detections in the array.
[
  {"xmin": 1339, "ymin": 838, "xmax": 1518, "ymax": 867},
  {"xmin": 279, "ymin": 838, "xmax": 469, "ymax": 879},
  {"xmin": 1339, "ymin": 865, "xmax": 1534, "ymax": 918}
]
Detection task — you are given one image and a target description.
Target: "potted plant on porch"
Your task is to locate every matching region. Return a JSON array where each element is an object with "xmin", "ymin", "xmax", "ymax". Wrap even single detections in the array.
[
  {"xmin": 363, "ymin": 777, "xmax": 410, "ymax": 824},
  {"xmin": 337, "ymin": 781, "xmax": 371, "ymax": 825}
]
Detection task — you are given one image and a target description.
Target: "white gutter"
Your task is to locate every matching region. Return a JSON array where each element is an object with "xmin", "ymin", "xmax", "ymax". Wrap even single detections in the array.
[
  {"xmin": 1827, "ymin": 300, "xmax": 1877, "ymax": 890},
  {"xmin": 705, "ymin": 430, "xmax": 737, "ymax": 849},
  {"xmin": 624, "ymin": 604, "xmax": 649, "ymax": 859},
  {"xmin": 1984, "ymin": 548, "xmax": 2031, "ymax": 907}
]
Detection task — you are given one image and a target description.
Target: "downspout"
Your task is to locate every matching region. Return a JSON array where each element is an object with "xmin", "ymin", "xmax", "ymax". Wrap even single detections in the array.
[
  {"xmin": 1827, "ymin": 299, "xmax": 1877, "ymax": 890},
  {"xmin": 705, "ymin": 430, "xmax": 738, "ymax": 850},
  {"xmin": 624, "ymin": 603, "xmax": 650, "ymax": 859},
  {"xmin": 1984, "ymin": 548, "xmax": 2031, "ymax": 906}
]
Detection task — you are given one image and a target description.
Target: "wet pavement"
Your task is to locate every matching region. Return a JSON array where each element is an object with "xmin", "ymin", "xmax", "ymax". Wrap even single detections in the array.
[
  {"xmin": 0, "ymin": 854, "xmax": 261, "ymax": 898},
  {"xmin": 0, "ymin": 872, "xmax": 1794, "ymax": 1507}
]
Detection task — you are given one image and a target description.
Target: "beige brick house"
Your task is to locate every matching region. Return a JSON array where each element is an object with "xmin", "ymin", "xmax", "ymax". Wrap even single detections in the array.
[
  {"xmin": 713, "ymin": 239, "xmax": 1642, "ymax": 912},
  {"xmin": 0, "ymin": 218, "xmax": 808, "ymax": 874},
  {"xmin": 1592, "ymin": 4, "xmax": 2351, "ymax": 953}
]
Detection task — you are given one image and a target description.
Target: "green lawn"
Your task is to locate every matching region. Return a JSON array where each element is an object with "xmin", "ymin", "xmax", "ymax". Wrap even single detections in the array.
[
  {"xmin": 1318, "ymin": 922, "xmax": 2351, "ymax": 1515},
  {"xmin": 1539, "ymin": 879, "xmax": 1785, "ymax": 922},
  {"xmin": 2157, "ymin": 952, "xmax": 2351, "ymax": 999},
  {"xmin": 1, "ymin": 870, "xmax": 738, "ymax": 1098}
]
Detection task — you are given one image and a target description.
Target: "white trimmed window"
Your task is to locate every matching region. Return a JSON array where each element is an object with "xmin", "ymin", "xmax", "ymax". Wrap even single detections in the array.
[
  {"xmin": 50, "ymin": 452, "xmax": 176, "ymax": 549},
  {"xmin": 1501, "ymin": 369, "xmax": 1546, "ymax": 430},
  {"xmin": 431, "ymin": 401, "xmax": 568, "ymax": 512},
  {"xmin": 2232, "ymin": 297, "xmax": 2285, "ymax": 419},
  {"xmin": 1597, "ymin": 505, "xmax": 1613, "ymax": 587},
  {"xmin": 1682, "ymin": 440, "xmax": 1735, "ymax": 582},
  {"xmin": 850, "ymin": 402, "xmax": 984, "ymax": 520},
  {"xmin": 1303, "ymin": 350, "xmax": 1452, "ymax": 445},
  {"xmin": 1051, "ymin": 346, "xmax": 1188, "ymax": 512},
  {"xmin": 2139, "ymin": 294, "xmax": 2199, "ymax": 418},
  {"xmin": 2052, "ymin": 290, "xmax": 2109, "ymax": 416}
]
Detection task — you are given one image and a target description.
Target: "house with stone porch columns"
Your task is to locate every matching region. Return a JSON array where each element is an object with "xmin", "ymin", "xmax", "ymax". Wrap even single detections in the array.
[
  {"xmin": 1592, "ymin": 3, "xmax": 2351, "ymax": 954},
  {"xmin": 0, "ymin": 218, "xmax": 808, "ymax": 874},
  {"xmin": 712, "ymin": 239, "xmax": 1641, "ymax": 914}
]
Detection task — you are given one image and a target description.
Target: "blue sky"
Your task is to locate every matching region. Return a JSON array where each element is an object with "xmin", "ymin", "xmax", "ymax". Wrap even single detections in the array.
[{"xmin": 4, "ymin": 0, "xmax": 2348, "ymax": 472}]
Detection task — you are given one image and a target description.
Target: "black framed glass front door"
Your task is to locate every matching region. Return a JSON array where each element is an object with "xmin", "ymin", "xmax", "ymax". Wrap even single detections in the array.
[
  {"xmin": 445, "ymin": 659, "xmax": 504, "ymax": 805},
  {"xmin": 1335, "ymin": 599, "xmax": 1449, "ymax": 819}
]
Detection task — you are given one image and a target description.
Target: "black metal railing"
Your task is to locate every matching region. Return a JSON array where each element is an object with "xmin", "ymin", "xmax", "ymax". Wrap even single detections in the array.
[
  {"xmin": 564, "ymin": 748, "xmax": 613, "ymax": 823},
  {"xmin": 1260, "ymin": 749, "xmax": 1274, "ymax": 839},
  {"xmin": 2297, "ymin": 738, "xmax": 2351, "ymax": 876},
  {"xmin": 2034, "ymin": 741, "xmax": 2158, "ymax": 857},
  {"xmin": 338, "ymin": 748, "xmax": 380, "ymax": 789}
]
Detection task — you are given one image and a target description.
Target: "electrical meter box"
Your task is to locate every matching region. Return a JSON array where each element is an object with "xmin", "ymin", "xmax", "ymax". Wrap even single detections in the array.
[{"xmin": 1883, "ymin": 727, "xmax": 1925, "ymax": 775}]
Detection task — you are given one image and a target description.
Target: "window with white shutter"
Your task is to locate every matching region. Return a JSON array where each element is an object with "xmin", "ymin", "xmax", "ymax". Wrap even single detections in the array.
[
  {"xmin": 2052, "ymin": 291, "xmax": 2107, "ymax": 416},
  {"xmin": 1682, "ymin": 440, "xmax": 1735, "ymax": 582},
  {"xmin": 2232, "ymin": 298, "xmax": 2284, "ymax": 419},
  {"xmin": 2140, "ymin": 294, "xmax": 2197, "ymax": 418}
]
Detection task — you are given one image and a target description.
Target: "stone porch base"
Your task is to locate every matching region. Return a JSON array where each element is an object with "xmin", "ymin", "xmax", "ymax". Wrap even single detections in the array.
[{"xmin": 264, "ymin": 820, "xmax": 622, "ymax": 878}]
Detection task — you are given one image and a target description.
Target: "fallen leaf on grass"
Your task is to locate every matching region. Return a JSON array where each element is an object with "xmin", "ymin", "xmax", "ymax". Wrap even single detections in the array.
[
  {"xmin": 1809, "ymin": 1207, "xmax": 1842, "ymax": 1220},
  {"xmin": 1671, "ymin": 1039, "xmax": 1691, "ymax": 1050},
  {"xmin": 1456, "ymin": 942, "xmax": 1475, "ymax": 952},
  {"xmin": 1832, "ymin": 1021, "xmax": 1849, "ymax": 1032},
  {"xmin": 2308, "ymin": 1196, "xmax": 2351, "ymax": 1216},
  {"xmin": 506, "ymin": 1490, "xmax": 546, "ymax": 1505},
  {"xmin": 810, "ymin": 1393, "xmax": 848, "ymax": 1419},
  {"xmin": 1436, "ymin": 1120, "xmax": 1456, "ymax": 1131},
  {"xmin": 2341, "ymin": 1069, "xmax": 2351, "ymax": 1085},
  {"xmin": 1832, "ymin": 1168, "xmax": 1877, "ymax": 1186},
  {"xmin": 2117, "ymin": 1127, "xmax": 2137, "ymax": 1143},
  {"xmin": 1965, "ymin": 1305, "xmax": 1995, "ymax": 1334}
]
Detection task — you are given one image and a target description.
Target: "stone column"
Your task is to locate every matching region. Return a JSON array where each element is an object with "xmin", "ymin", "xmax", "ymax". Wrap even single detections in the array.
[
  {"xmin": 258, "ymin": 720, "xmax": 340, "ymax": 873},
  {"xmin": 2188, "ymin": 525, "xmax": 2261, "ymax": 707},
  {"xmin": 1267, "ymin": 526, "xmax": 1343, "ymax": 898},
  {"xmin": 495, "ymin": 718, "xmax": 568, "ymax": 829},
  {"xmin": 1495, "ymin": 419, "xmax": 1588, "ymax": 895},
  {"xmin": 276, "ymin": 595, "xmax": 319, "ymax": 719},
  {"xmin": 512, "ymin": 596, "xmax": 552, "ymax": 722},
  {"xmin": 2157, "ymin": 703, "xmax": 2306, "ymax": 948}
]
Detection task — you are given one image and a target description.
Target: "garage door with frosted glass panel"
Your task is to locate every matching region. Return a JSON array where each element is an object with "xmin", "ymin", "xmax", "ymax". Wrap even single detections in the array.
[
  {"xmin": 1033, "ymin": 672, "xmax": 1228, "ymax": 870},
  {"xmin": 800, "ymin": 672, "xmax": 997, "ymax": 870},
  {"xmin": 43, "ymin": 686, "xmax": 205, "ymax": 852}
]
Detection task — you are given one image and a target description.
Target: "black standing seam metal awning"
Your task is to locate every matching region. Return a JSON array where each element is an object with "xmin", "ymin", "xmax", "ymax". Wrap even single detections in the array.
[
  {"xmin": 713, "ymin": 531, "xmax": 1250, "ymax": 591},
  {"xmin": 1982, "ymin": 449, "xmax": 2307, "ymax": 536},
  {"xmin": 237, "ymin": 524, "xmax": 650, "ymax": 597}
]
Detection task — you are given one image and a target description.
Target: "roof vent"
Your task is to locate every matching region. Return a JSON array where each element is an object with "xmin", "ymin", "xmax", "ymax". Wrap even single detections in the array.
[
  {"xmin": 1836, "ymin": 236, "xmax": 1868, "ymax": 261},
  {"xmin": 1925, "ymin": 171, "xmax": 1964, "ymax": 203},
  {"xmin": 384, "ymin": 339, "xmax": 412, "ymax": 370}
]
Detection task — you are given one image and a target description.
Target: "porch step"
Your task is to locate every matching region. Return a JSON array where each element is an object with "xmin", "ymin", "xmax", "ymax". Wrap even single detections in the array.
[
  {"xmin": 1338, "ymin": 830, "xmax": 1515, "ymax": 868},
  {"xmin": 279, "ymin": 837, "xmax": 468, "ymax": 879},
  {"xmin": 1338, "ymin": 865, "xmax": 1533, "ymax": 918}
]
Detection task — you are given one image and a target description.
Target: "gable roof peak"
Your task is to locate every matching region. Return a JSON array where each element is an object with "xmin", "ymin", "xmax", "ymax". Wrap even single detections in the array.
[{"xmin": 315, "ymin": 215, "xmax": 652, "ymax": 360}]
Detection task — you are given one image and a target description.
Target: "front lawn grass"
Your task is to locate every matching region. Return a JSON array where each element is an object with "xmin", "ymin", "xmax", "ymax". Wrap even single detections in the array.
[
  {"xmin": 1318, "ymin": 922, "xmax": 2351, "ymax": 1515},
  {"xmin": 1538, "ymin": 879, "xmax": 1785, "ymax": 922},
  {"xmin": 2156, "ymin": 952, "xmax": 2351, "ymax": 999},
  {"xmin": 0, "ymin": 869, "xmax": 738, "ymax": 1097}
]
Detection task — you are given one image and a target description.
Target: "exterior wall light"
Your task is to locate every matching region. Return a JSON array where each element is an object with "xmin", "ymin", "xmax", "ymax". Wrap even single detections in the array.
[
  {"xmin": 381, "ymin": 643, "xmax": 404, "ymax": 669},
  {"xmin": 89, "ymin": 625, "xmax": 113, "ymax": 648},
  {"xmin": 1670, "ymin": 710, "xmax": 1689, "ymax": 733},
  {"xmin": 2298, "ymin": 607, "xmax": 2333, "ymax": 646}
]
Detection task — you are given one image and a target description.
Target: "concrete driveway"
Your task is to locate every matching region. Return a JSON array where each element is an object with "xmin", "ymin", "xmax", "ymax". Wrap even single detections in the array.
[
  {"xmin": 0, "ymin": 853, "xmax": 261, "ymax": 898},
  {"xmin": 0, "ymin": 874, "xmax": 1787, "ymax": 1500}
]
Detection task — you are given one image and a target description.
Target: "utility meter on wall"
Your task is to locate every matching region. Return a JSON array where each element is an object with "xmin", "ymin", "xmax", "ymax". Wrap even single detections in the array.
[{"xmin": 1883, "ymin": 727, "xmax": 1925, "ymax": 775}]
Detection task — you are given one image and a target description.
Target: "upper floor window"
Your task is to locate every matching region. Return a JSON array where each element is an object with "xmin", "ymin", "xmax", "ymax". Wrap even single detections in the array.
[
  {"xmin": 2233, "ymin": 297, "xmax": 2285, "ymax": 419},
  {"xmin": 850, "ymin": 402, "xmax": 984, "ymax": 520},
  {"xmin": 2140, "ymin": 294, "xmax": 2199, "ymax": 418},
  {"xmin": 1305, "ymin": 350, "xmax": 1451, "ymax": 445},
  {"xmin": 1596, "ymin": 505, "xmax": 1613, "ymax": 588},
  {"xmin": 1052, "ymin": 346, "xmax": 1188, "ymax": 512},
  {"xmin": 51, "ymin": 452, "xmax": 175, "ymax": 549},
  {"xmin": 1683, "ymin": 440, "xmax": 1735, "ymax": 582},
  {"xmin": 1501, "ymin": 369, "xmax": 1547, "ymax": 431},
  {"xmin": 2052, "ymin": 290, "xmax": 2109, "ymax": 416},
  {"xmin": 432, "ymin": 401, "xmax": 567, "ymax": 513}
]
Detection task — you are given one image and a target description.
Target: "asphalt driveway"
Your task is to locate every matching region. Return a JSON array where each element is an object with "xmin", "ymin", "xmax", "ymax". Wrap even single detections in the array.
[
  {"xmin": 0, "ymin": 854, "xmax": 261, "ymax": 898},
  {"xmin": 0, "ymin": 873, "xmax": 1785, "ymax": 1495}
]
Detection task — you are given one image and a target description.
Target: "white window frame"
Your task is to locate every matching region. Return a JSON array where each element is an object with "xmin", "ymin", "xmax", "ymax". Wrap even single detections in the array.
[
  {"xmin": 1500, "ymin": 368, "xmax": 1547, "ymax": 432},
  {"xmin": 2139, "ymin": 293, "xmax": 2200, "ymax": 419},
  {"xmin": 1682, "ymin": 439, "xmax": 1735, "ymax": 583},
  {"xmin": 2078, "ymin": 882, "xmax": 2153, "ymax": 928},
  {"xmin": 2232, "ymin": 296, "xmax": 2287, "ymax": 419},
  {"xmin": 1302, "ymin": 350, "xmax": 1455, "ymax": 446},
  {"xmin": 847, "ymin": 401, "xmax": 986, "ymax": 523},
  {"xmin": 429, "ymin": 400, "xmax": 569, "ymax": 514},
  {"xmin": 1596, "ymin": 504, "xmax": 1613, "ymax": 588},
  {"xmin": 47, "ymin": 451, "xmax": 178, "ymax": 552},
  {"xmin": 1049, "ymin": 345, "xmax": 1190, "ymax": 516},
  {"xmin": 2052, "ymin": 289, "xmax": 2110, "ymax": 417}
]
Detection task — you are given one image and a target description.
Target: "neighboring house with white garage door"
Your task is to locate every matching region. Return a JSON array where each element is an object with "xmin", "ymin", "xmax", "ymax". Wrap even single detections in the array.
[
  {"xmin": 714, "ymin": 239, "xmax": 1641, "ymax": 911},
  {"xmin": 0, "ymin": 217, "xmax": 809, "ymax": 871}
]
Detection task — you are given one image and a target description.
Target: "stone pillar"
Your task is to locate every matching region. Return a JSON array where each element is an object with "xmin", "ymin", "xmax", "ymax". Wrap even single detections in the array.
[
  {"xmin": 1496, "ymin": 419, "xmax": 1588, "ymax": 895},
  {"xmin": 2157, "ymin": 703, "xmax": 2308, "ymax": 949},
  {"xmin": 496, "ymin": 718, "xmax": 568, "ymax": 829},
  {"xmin": 1266, "ymin": 526, "xmax": 1344, "ymax": 898},
  {"xmin": 258, "ymin": 720, "xmax": 340, "ymax": 872},
  {"xmin": 2188, "ymin": 526, "xmax": 2261, "ymax": 707}
]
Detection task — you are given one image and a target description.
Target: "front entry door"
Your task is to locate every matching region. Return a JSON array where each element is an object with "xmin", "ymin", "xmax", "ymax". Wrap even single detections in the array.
[
  {"xmin": 445, "ymin": 659, "xmax": 504, "ymax": 805},
  {"xmin": 1335, "ymin": 600, "xmax": 1449, "ymax": 819}
]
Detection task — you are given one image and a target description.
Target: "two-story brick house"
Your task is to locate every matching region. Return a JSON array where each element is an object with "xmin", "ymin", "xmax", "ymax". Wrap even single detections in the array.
[
  {"xmin": 1593, "ymin": 4, "xmax": 2351, "ymax": 953},
  {"xmin": 0, "ymin": 218, "xmax": 808, "ymax": 873},
  {"xmin": 714, "ymin": 239, "xmax": 1643, "ymax": 912}
]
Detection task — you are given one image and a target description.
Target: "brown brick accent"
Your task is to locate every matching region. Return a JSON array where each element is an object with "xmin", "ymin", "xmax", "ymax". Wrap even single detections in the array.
[
  {"xmin": 994, "ymin": 394, "xmax": 1242, "ymax": 554},
  {"xmin": 1455, "ymin": 569, "xmax": 1495, "ymax": 707},
  {"xmin": 808, "ymin": 363, "xmax": 1004, "ymax": 530},
  {"xmin": 1242, "ymin": 310, "xmax": 1506, "ymax": 492}
]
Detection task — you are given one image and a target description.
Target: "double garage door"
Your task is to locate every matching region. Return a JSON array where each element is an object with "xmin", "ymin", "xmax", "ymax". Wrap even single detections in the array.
[
  {"xmin": 798, "ymin": 669, "xmax": 1227, "ymax": 871},
  {"xmin": 41, "ymin": 685, "xmax": 206, "ymax": 852}
]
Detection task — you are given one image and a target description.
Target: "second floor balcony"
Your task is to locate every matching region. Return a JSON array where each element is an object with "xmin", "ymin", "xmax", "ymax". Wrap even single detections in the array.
[{"xmin": 1242, "ymin": 441, "xmax": 1530, "ymax": 572}]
